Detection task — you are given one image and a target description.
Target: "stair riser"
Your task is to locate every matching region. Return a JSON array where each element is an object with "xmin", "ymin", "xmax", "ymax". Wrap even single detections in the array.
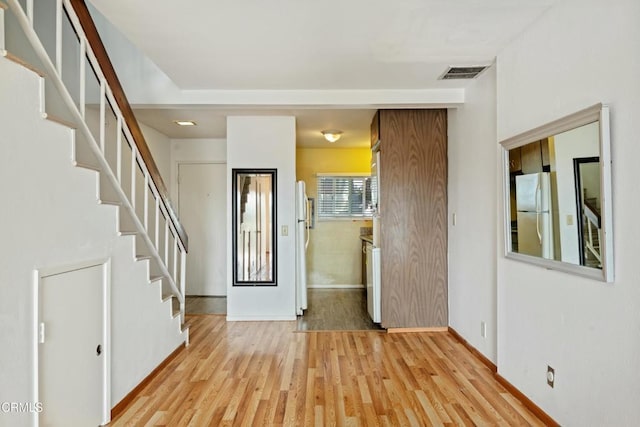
[
  {"xmin": 72, "ymin": 131, "xmax": 102, "ymax": 171},
  {"xmin": 5, "ymin": 0, "xmax": 185, "ymax": 305},
  {"xmin": 2, "ymin": 5, "xmax": 188, "ymax": 407}
]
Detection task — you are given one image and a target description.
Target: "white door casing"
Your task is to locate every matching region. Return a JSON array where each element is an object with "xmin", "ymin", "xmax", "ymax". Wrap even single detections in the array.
[
  {"xmin": 178, "ymin": 162, "xmax": 227, "ymax": 296},
  {"xmin": 36, "ymin": 259, "xmax": 110, "ymax": 426}
]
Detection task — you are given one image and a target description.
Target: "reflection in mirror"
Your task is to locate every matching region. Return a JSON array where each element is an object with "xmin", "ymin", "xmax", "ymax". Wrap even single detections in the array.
[
  {"xmin": 574, "ymin": 158, "xmax": 600, "ymax": 267},
  {"xmin": 232, "ymin": 169, "xmax": 277, "ymax": 285},
  {"xmin": 501, "ymin": 104, "xmax": 613, "ymax": 282}
]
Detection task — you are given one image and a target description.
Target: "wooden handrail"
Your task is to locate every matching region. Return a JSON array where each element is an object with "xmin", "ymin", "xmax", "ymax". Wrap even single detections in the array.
[{"xmin": 69, "ymin": 0, "xmax": 188, "ymax": 251}]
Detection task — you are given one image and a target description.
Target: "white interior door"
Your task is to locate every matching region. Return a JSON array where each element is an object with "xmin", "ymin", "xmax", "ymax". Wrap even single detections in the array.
[
  {"xmin": 39, "ymin": 263, "xmax": 107, "ymax": 426},
  {"xmin": 179, "ymin": 163, "xmax": 227, "ymax": 296}
]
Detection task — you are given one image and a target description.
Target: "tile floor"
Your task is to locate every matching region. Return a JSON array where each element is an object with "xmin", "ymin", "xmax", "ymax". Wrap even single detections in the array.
[
  {"xmin": 297, "ymin": 288, "xmax": 382, "ymax": 331},
  {"xmin": 185, "ymin": 288, "xmax": 381, "ymax": 331},
  {"xmin": 185, "ymin": 296, "xmax": 227, "ymax": 315}
]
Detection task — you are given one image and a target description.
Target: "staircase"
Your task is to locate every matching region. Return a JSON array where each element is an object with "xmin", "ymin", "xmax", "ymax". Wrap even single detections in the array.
[
  {"xmin": 583, "ymin": 196, "xmax": 601, "ymax": 268},
  {"xmin": 0, "ymin": 0, "xmax": 189, "ymax": 413}
]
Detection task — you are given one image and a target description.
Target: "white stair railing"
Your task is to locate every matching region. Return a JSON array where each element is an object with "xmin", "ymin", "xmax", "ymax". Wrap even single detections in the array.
[
  {"xmin": 0, "ymin": 3, "xmax": 6, "ymax": 50},
  {"xmin": 4, "ymin": 0, "xmax": 188, "ymax": 323},
  {"xmin": 583, "ymin": 203, "xmax": 601, "ymax": 265}
]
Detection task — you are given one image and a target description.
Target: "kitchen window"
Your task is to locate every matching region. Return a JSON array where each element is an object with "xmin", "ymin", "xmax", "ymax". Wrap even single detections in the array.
[{"xmin": 317, "ymin": 174, "xmax": 376, "ymax": 218}]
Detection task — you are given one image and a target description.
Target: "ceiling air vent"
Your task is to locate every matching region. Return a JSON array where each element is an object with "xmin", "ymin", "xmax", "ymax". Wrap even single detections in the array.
[{"xmin": 439, "ymin": 66, "xmax": 488, "ymax": 80}]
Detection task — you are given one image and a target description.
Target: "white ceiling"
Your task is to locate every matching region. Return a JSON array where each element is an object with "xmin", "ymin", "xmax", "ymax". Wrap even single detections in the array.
[
  {"xmin": 134, "ymin": 107, "xmax": 377, "ymax": 148},
  {"xmin": 88, "ymin": 0, "xmax": 558, "ymax": 147}
]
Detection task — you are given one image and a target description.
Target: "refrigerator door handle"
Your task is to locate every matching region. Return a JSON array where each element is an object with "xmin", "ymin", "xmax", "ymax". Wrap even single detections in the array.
[
  {"xmin": 535, "ymin": 178, "xmax": 541, "ymax": 212},
  {"xmin": 535, "ymin": 178, "xmax": 542, "ymax": 244},
  {"xmin": 305, "ymin": 199, "xmax": 310, "ymax": 249}
]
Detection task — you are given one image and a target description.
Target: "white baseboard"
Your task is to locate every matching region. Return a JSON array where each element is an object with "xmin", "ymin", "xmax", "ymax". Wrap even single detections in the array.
[
  {"xmin": 307, "ymin": 284, "xmax": 365, "ymax": 289},
  {"xmin": 226, "ymin": 315, "xmax": 297, "ymax": 321}
]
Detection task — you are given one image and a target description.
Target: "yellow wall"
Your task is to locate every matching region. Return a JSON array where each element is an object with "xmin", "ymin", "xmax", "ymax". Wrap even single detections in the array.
[{"xmin": 296, "ymin": 148, "xmax": 373, "ymax": 287}]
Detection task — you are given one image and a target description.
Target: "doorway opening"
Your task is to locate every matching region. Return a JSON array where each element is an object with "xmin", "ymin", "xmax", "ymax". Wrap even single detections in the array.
[{"xmin": 178, "ymin": 162, "xmax": 228, "ymax": 316}]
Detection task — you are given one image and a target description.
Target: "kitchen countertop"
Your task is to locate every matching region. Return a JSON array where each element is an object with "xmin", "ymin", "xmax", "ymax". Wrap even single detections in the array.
[{"xmin": 360, "ymin": 234, "xmax": 373, "ymax": 244}]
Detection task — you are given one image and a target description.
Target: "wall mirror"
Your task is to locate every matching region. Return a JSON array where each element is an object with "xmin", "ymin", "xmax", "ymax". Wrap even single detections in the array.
[
  {"xmin": 232, "ymin": 169, "xmax": 277, "ymax": 286},
  {"xmin": 500, "ymin": 104, "xmax": 613, "ymax": 282}
]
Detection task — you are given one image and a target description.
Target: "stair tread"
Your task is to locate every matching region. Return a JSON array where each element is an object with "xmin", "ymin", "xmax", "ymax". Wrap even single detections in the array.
[
  {"xmin": 73, "ymin": 160, "xmax": 101, "ymax": 172},
  {"xmin": 2, "ymin": 13, "xmax": 189, "ymax": 349},
  {"xmin": 181, "ymin": 320, "xmax": 192, "ymax": 335},
  {"xmin": 171, "ymin": 298, "xmax": 180, "ymax": 318},
  {"xmin": 42, "ymin": 112, "xmax": 77, "ymax": 129},
  {"xmin": 1, "ymin": 51, "xmax": 46, "ymax": 77},
  {"xmin": 98, "ymin": 198, "xmax": 122, "ymax": 206}
]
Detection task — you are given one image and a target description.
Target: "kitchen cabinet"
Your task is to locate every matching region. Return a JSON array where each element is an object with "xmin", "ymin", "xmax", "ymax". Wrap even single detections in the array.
[
  {"xmin": 513, "ymin": 138, "xmax": 551, "ymax": 174},
  {"xmin": 521, "ymin": 140, "xmax": 543, "ymax": 173},
  {"xmin": 509, "ymin": 147, "xmax": 522, "ymax": 173},
  {"xmin": 370, "ymin": 111, "xmax": 380, "ymax": 148},
  {"xmin": 376, "ymin": 109, "xmax": 448, "ymax": 328}
]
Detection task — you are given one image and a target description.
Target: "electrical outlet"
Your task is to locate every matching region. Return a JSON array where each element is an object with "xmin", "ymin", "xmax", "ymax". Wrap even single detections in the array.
[
  {"xmin": 547, "ymin": 365, "xmax": 555, "ymax": 388},
  {"xmin": 452, "ymin": 212, "xmax": 457, "ymax": 226},
  {"xmin": 281, "ymin": 225, "xmax": 288, "ymax": 236},
  {"xmin": 480, "ymin": 321, "xmax": 487, "ymax": 338}
]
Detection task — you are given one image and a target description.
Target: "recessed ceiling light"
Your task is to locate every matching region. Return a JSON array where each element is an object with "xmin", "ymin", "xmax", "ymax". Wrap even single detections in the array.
[{"xmin": 174, "ymin": 120, "xmax": 197, "ymax": 126}]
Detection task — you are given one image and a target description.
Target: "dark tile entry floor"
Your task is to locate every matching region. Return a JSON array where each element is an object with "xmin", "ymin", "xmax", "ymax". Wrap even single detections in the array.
[
  {"xmin": 185, "ymin": 296, "xmax": 227, "ymax": 315},
  {"xmin": 297, "ymin": 288, "xmax": 382, "ymax": 331},
  {"xmin": 185, "ymin": 289, "xmax": 381, "ymax": 331}
]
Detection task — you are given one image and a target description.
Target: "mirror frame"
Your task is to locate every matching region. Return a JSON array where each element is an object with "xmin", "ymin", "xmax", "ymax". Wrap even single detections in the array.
[
  {"xmin": 232, "ymin": 168, "xmax": 278, "ymax": 286},
  {"xmin": 500, "ymin": 103, "xmax": 614, "ymax": 282}
]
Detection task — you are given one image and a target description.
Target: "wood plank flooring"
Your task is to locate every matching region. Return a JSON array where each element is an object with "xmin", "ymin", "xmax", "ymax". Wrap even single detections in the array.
[{"xmin": 109, "ymin": 315, "xmax": 547, "ymax": 426}]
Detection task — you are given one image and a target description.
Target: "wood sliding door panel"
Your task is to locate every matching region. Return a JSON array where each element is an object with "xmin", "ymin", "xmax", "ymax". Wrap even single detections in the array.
[{"xmin": 379, "ymin": 109, "xmax": 448, "ymax": 328}]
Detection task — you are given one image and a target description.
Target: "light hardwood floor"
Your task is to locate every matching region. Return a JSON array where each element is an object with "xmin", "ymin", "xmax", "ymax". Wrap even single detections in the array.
[{"xmin": 110, "ymin": 315, "xmax": 547, "ymax": 426}]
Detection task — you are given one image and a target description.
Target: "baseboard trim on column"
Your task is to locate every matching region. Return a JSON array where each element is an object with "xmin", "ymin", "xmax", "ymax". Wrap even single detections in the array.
[{"xmin": 448, "ymin": 326, "xmax": 559, "ymax": 427}]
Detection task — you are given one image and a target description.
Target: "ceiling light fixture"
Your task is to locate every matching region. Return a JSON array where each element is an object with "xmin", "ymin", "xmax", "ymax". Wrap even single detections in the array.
[
  {"xmin": 321, "ymin": 129, "xmax": 343, "ymax": 143},
  {"xmin": 174, "ymin": 120, "xmax": 197, "ymax": 126}
]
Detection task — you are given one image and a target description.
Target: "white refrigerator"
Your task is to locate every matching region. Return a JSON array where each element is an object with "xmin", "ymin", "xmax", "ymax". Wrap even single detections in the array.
[
  {"xmin": 369, "ymin": 148, "xmax": 381, "ymax": 323},
  {"xmin": 295, "ymin": 181, "xmax": 310, "ymax": 315},
  {"xmin": 516, "ymin": 172, "xmax": 554, "ymax": 259}
]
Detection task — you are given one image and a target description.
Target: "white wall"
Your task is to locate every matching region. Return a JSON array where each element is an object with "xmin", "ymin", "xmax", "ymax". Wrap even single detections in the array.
[
  {"xmin": 87, "ymin": 3, "xmax": 184, "ymax": 105},
  {"xmin": 169, "ymin": 138, "xmax": 227, "ymax": 202},
  {"xmin": 0, "ymin": 56, "xmax": 185, "ymax": 425},
  {"xmin": 140, "ymin": 123, "xmax": 171, "ymax": 184},
  {"xmin": 170, "ymin": 138, "xmax": 227, "ymax": 296},
  {"xmin": 496, "ymin": 0, "xmax": 640, "ymax": 424},
  {"xmin": 448, "ymin": 65, "xmax": 498, "ymax": 362},
  {"xmin": 226, "ymin": 117, "xmax": 296, "ymax": 320}
]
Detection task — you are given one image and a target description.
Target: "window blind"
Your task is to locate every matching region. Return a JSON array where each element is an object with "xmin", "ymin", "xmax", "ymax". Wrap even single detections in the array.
[{"xmin": 317, "ymin": 175, "xmax": 375, "ymax": 218}]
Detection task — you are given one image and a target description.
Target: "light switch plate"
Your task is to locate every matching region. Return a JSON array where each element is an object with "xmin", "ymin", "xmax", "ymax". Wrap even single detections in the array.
[{"xmin": 566, "ymin": 214, "xmax": 574, "ymax": 225}]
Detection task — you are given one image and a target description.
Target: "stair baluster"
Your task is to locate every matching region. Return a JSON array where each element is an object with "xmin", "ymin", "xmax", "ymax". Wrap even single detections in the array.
[{"xmin": 4, "ymin": 0, "xmax": 189, "ymax": 326}]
